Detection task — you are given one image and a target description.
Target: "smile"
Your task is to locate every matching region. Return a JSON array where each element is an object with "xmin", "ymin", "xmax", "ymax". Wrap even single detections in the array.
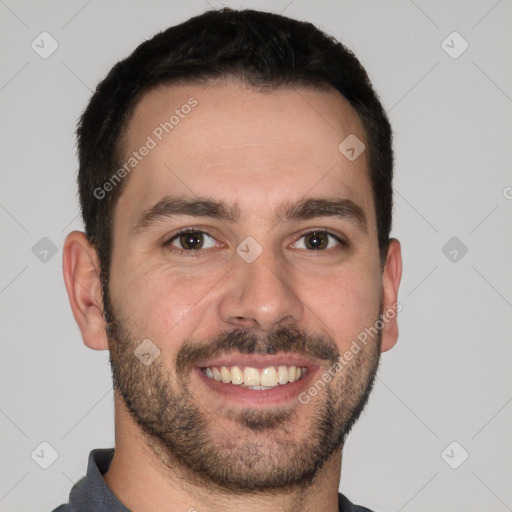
[{"xmin": 202, "ymin": 365, "xmax": 308, "ymax": 389}]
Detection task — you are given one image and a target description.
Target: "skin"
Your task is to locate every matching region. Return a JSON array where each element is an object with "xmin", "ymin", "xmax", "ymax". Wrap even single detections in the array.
[{"xmin": 63, "ymin": 81, "xmax": 402, "ymax": 512}]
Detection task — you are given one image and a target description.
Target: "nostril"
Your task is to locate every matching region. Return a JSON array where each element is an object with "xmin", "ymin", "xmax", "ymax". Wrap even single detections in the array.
[{"xmin": 230, "ymin": 316, "xmax": 259, "ymax": 328}]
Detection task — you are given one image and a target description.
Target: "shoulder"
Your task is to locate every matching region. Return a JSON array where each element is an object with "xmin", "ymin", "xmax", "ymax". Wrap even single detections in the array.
[{"xmin": 338, "ymin": 492, "xmax": 376, "ymax": 512}]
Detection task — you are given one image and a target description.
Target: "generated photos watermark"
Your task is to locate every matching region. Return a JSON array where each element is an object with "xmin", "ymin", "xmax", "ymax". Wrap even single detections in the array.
[
  {"xmin": 93, "ymin": 97, "xmax": 198, "ymax": 200},
  {"xmin": 298, "ymin": 301, "xmax": 403, "ymax": 404}
]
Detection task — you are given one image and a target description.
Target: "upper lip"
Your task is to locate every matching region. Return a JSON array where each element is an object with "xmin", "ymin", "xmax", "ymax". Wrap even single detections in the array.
[{"xmin": 195, "ymin": 353, "xmax": 322, "ymax": 369}]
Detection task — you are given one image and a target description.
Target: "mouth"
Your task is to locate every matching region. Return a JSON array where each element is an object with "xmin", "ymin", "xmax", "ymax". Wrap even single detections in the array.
[
  {"xmin": 201, "ymin": 364, "xmax": 307, "ymax": 390},
  {"xmin": 194, "ymin": 354, "xmax": 321, "ymax": 408}
]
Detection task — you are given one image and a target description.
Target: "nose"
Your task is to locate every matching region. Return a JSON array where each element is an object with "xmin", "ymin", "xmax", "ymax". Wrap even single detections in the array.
[{"xmin": 218, "ymin": 248, "xmax": 304, "ymax": 333}]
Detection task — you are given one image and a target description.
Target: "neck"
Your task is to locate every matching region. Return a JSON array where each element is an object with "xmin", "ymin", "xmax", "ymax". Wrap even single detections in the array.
[{"xmin": 103, "ymin": 394, "xmax": 343, "ymax": 512}]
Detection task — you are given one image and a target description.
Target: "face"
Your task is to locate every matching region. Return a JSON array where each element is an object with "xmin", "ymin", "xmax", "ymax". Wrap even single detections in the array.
[{"xmin": 104, "ymin": 81, "xmax": 397, "ymax": 492}]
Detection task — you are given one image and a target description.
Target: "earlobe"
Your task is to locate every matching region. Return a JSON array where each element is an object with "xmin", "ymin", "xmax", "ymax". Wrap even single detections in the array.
[
  {"xmin": 62, "ymin": 231, "xmax": 109, "ymax": 351},
  {"xmin": 380, "ymin": 238, "xmax": 403, "ymax": 353}
]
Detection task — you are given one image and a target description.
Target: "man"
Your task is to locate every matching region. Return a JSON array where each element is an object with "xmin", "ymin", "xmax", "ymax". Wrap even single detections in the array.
[{"xmin": 56, "ymin": 7, "xmax": 402, "ymax": 512}]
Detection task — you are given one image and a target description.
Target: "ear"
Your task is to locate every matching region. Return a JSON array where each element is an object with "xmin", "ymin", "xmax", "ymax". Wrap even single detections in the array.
[
  {"xmin": 62, "ymin": 231, "xmax": 109, "ymax": 351},
  {"xmin": 380, "ymin": 238, "xmax": 402, "ymax": 353}
]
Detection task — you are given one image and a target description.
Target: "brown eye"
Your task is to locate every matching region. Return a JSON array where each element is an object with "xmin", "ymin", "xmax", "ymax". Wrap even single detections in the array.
[
  {"xmin": 179, "ymin": 231, "xmax": 204, "ymax": 250},
  {"xmin": 291, "ymin": 231, "xmax": 344, "ymax": 251},
  {"xmin": 166, "ymin": 230, "xmax": 217, "ymax": 251},
  {"xmin": 304, "ymin": 232, "xmax": 329, "ymax": 250}
]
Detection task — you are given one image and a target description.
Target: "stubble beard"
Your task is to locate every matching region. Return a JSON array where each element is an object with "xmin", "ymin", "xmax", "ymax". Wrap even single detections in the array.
[{"xmin": 105, "ymin": 310, "xmax": 382, "ymax": 494}]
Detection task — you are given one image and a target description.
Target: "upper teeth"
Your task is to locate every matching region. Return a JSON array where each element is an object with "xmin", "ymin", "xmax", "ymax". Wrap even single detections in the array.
[{"xmin": 203, "ymin": 365, "xmax": 306, "ymax": 388}]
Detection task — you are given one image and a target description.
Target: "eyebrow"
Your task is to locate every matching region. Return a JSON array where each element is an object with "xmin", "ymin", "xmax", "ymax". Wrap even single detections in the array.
[
  {"xmin": 131, "ymin": 196, "xmax": 368, "ymax": 234},
  {"xmin": 132, "ymin": 197, "xmax": 241, "ymax": 233},
  {"xmin": 275, "ymin": 197, "xmax": 367, "ymax": 232}
]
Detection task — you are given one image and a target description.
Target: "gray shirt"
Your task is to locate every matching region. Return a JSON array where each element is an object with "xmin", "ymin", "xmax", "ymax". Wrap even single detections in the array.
[{"xmin": 51, "ymin": 449, "xmax": 374, "ymax": 512}]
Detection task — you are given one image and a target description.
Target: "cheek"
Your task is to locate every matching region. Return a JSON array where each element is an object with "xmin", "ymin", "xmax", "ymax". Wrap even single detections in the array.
[
  {"xmin": 111, "ymin": 262, "xmax": 225, "ymax": 342},
  {"xmin": 302, "ymin": 266, "xmax": 381, "ymax": 346}
]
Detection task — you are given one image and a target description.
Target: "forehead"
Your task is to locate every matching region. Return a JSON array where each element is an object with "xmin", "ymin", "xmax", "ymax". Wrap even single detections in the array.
[{"xmin": 116, "ymin": 81, "xmax": 374, "ymax": 228}]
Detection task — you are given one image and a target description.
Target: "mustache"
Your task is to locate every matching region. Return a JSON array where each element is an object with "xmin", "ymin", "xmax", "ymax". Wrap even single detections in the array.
[{"xmin": 176, "ymin": 324, "xmax": 340, "ymax": 376}]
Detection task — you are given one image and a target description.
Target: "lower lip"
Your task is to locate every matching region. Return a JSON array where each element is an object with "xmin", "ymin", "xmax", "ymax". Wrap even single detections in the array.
[{"xmin": 194, "ymin": 367, "xmax": 320, "ymax": 408}]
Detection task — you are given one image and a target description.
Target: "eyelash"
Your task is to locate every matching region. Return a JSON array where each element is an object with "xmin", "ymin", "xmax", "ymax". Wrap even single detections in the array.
[{"xmin": 162, "ymin": 228, "xmax": 348, "ymax": 256}]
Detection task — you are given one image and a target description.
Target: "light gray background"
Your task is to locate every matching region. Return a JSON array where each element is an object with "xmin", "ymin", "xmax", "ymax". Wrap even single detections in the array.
[{"xmin": 1, "ymin": 1, "xmax": 511, "ymax": 511}]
